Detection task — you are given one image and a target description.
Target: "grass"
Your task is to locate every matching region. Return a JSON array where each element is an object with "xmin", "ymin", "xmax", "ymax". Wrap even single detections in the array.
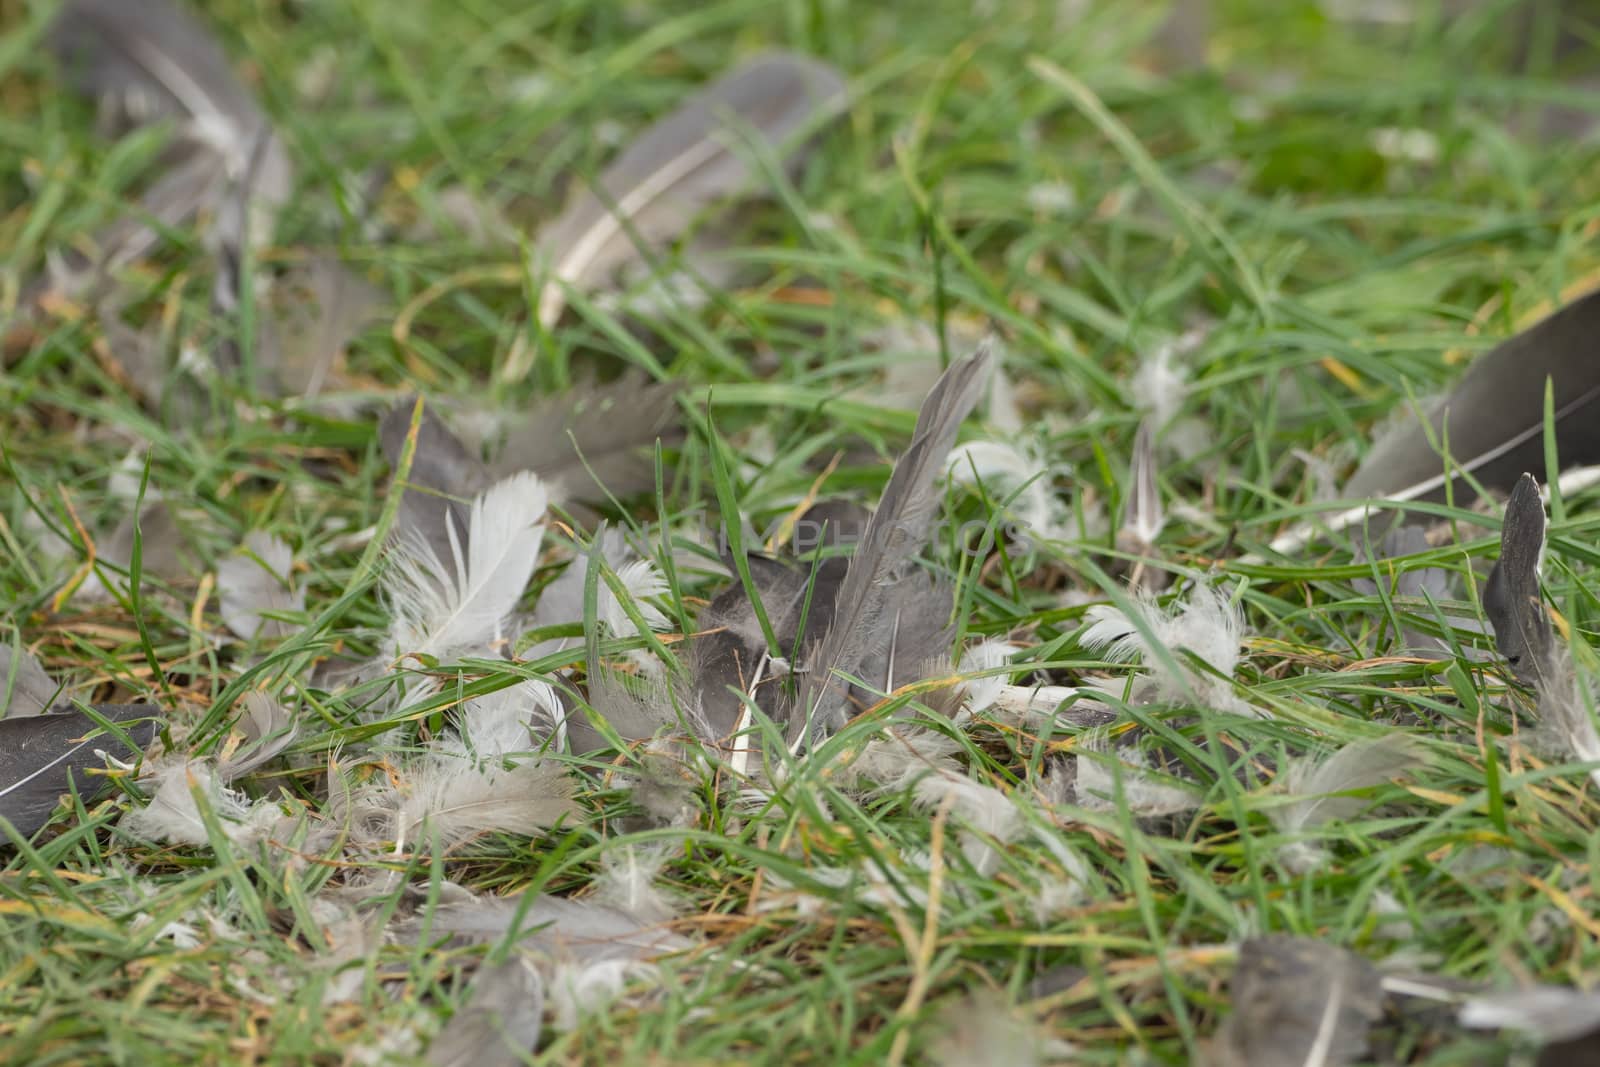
[{"xmin": 4, "ymin": 0, "xmax": 1600, "ymax": 1063}]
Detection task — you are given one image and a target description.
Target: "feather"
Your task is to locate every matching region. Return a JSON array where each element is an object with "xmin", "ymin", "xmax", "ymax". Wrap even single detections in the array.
[
  {"xmin": 524, "ymin": 52, "xmax": 846, "ymax": 342},
  {"xmin": 794, "ymin": 342, "xmax": 995, "ymax": 742},
  {"xmin": 486, "ymin": 375, "xmax": 682, "ymax": 502},
  {"xmin": 1211, "ymin": 936, "xmax": 1383, "ymax": 1067},
  {"xmin": 394, "ymin": 889, "xmax": 688, "ymax": 963},
  {"xmin": 1077, "ymin": 582, "xmax": 1246, "ymax": 710},
  {"xmin": 0, "ymin": 705, "xmax": 160, "ymax": 837},
  {"xmin": 217, "ymin": 692, "xmax": 298, "ymax": 779},
  {"xmin": 259, "ymin": 254, "xmax": 382, "ymax": 399},
  {"xmin": 1271, "ymin": 735, "xmax": 1423, "ymax": 872},
  {"xmin": 1073, "ymin": 742, "xmax": 1203, "ymax": 816},
  {"xmin": 386, "ymin": 471, "xmax": 549, "ymax": 665},
  {"xmin": 1118, "ymin": 419, "xmax": 1164, "ymax": 549},
  {"xmin": 121, "ymin": 756, "xmax": 281, "ymax": 847},
  {"xmin": 1271, "ymin": 289, "xmax": 1600, "ymax": 553},
  {"xmin": 0, "ymin": 645, "xmax": 61, "ymax": 720},
  {"xmin": 1352, "ymin": 524, "xmax": 1451, "ymax": 652},
  {"xmin": 216, "ymin": 531, "xmax": 303, "ymax": 642},
  {"xmin": 592, "ymin": 845, "xmax": 678, "ymax": 923},
  {"xmin": 380, "ymin": 402, "xmax": 492, "ymax": 573},
  {"xmin": 1346, "ymin": 289, "xmax": 1600, "ymax": 505},
  {"xmin": 1458, "ymin": 986, "xmax": 1600, "ymax": 1044},
  {"xmin": 42, "ymin": 0, "xmax": 292, "ymax": 303},
  {"xmin": 1482, "ymin": 472, "xmax": 1552, "ymax": 683},
  {"xmin": 1530, "ymin": 645, "xmax": 1600, "ymax": 793},
  {"xmin": 426, "ymin": 956, "xmax": 544, "ymax": 1067},
  {"xmin": 396, "ymin": 755, "xmax": 578, "ymax": 848},
  {"xmin": 1276, "ymin": 735, "xmax": 1424, "ymax": 832}
]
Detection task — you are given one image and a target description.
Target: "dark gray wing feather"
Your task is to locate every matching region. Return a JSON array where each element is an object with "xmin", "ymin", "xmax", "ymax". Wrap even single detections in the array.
[
  {"xmin": 0, "ymin": 704, "xmax": 160, "ymax": 837},
  {"xmin": 792, "ymin": 343, "xmax": 994, "ymax": 742},
  {"xmin": 1482, "ymin": 473, "xmax": 1553, "ymax": 684}
]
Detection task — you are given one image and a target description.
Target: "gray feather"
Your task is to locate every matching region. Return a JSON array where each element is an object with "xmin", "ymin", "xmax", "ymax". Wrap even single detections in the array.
[
  {"xmin": 380, "ymin": 401, "xmax": 492, "ymax": 571},
  {"xmin": 395, "ymin": 890, "xmax": 687, "ymax": 964},
  {"xmin": 426, "ymin": 956, "xmax": 544, "ymax": 1067},
  {"xmin": 216, "ymin": 531, "xmax": 302, "ymax": 642},
  {"xmin": 487, "ymin": 375, "xmax": 681, "ymax": 502},
  {"xmin": 1274, "ymin": 734, "xmax": 1424, "ymax": 832},
  {"xmin": 0, "ymin": 705, "xmax": 160, "ymax": 837},
  {"xmin": 793, "ymin": 343, "xmax": 994, "ymax": 742},
  {"xmin": 1483, "ymin": 472, "xmax": 1552, "ymax": 684},
  {"xmin": 525, "ymin": 52, "xmax": 846, "ymax": 342},
  {"xmin": 0, "ymin": 645, "xmax": 61, "ymax": 721},
  {"xmin": 1212, "ymin": 936, "xmax": 1383, "ymax": 1067},
  {"xmin": 1344, "ymin": 289, "xmax": 1600, "ymax": 510},
  {"xmin": 259, "ymin": 256, "xmax": 383, "ymax": 399}
]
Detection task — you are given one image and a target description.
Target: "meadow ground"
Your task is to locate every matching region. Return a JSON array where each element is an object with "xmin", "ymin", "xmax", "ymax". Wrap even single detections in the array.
[{"xmin": 3, "ymin": 1, "xmax": 1600, "ymax": 1063}]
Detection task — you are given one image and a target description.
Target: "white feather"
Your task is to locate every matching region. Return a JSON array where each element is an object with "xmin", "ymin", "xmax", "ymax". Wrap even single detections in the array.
[
  {"xmin": 216, "ymin": 531, "xmax": 302, "ymax": 641},
  {"xmin": 1078, "ymin": 582, "xmax": 1248, "ymax": 711},
  {"xmin": 600, "ymin": 559, "xmax": 671, "ymax": 637},
  {"xmin": 592, "ymin": 845, "xmax": 677, "ymax": 923},
  {"xmin": 957, "ymin": 639, "xmax": 1022, "ymax": 716},
  {"xmin": 387, "ymin": 472, "xmax": 548, "ymax": 663},
  {"xmin": 122, "ymin": 758, "xmax": 281, "ymax": 847},
  {"xmin": 394, "ymin": 753, "xmax": 577, "ymax": 848},
  {"xmin": 457, "ymin": 679, "xmax": 566, "ymax": 760},
  {"xmin": 1074, "ymin": 743, "xmax": 1202, "ymax": 816}
]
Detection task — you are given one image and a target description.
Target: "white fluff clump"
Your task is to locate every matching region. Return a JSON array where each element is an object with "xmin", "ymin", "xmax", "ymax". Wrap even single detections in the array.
[
  {"xmin": 122, "ymin": 758, "xmax": 282, "ymax": 847},
  {"xmin": 910, "ymin": 774, "xmax": 1024, "ymax": 876},
  {"xmin": 216, "ymin": 531, "xmax": 304, "ymax": 641},
  {"xmin": 599, "ymin": 559, "xmax": 671, "ymax": 639},
  {"xmin": 1533, "ymin": 646, "xmax": 1600, "ymax": 792},
  {"xmin": 591, "ymin": 845, "xmax": 678, "ymax": 924},
  {"xmin": 455, "ymin": 679, "xmax": 566, "ymax": 760},
  {"xmin": 1079, "ymin": 581, "xmax": 1249, "ymax": 713},
  {"xmin": 840, "ymin": 727, "xmax": 964, "ymax": 793},
  {"xmin": 957, "ymin": 640, "xmax": 1022, "ymax": 718},
  {"xmin": 386, "ymin": 471, "xmax": 548, "ymax": 666},
  {"xmin": 1073, "ymin": 743, "xmax": 1202, "ymax": 816},
  {"xmin": 547, "ymin": 958, "xmax": 658, "ymax": 1032},
  {"xmin": 946, "ymin": 439, "xmax": 1083, "ymax": 545}
]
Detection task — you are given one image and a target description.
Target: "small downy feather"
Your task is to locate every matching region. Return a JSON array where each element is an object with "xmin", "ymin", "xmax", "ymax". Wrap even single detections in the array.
[
  {"xmin": 0, "ymin": 704, "xmax": 160, "ymax": 837},
  {"xmin": 521, "ymin": 52, "xmax": 846, "ymax": 354},
  {"xmin": 1211, "ymin": 936, "xmax": 1384, "ymax": 1067},
  {"xmin": 386, "ymin": 471, "xmax": 549, "ymax": 665},
  {"xmin": 1271, "ymin": 289, "xmax": 1600, "ymax": 553},
  {"xmin": 1073, "ymin": 741, "xmax": 1203, "ymax": 817},
  {"xmin": 217, "ymin": 692, "xmax": 298, "ymax": 779},
  {"xmin": 1117, "ymin": 419, "xmax": 1165, "ymax": 550},
  {"xmin": 122, "ymin": 756, "xmax": 281, "ymax": 847},
  {"xmin": 1078, "ymin": 581, "xmax": 1246, "ymax": 711},
  {"xmin": 426, "ymin": 956, "xmax": 544, "ymax": 1067},
  {"xmin": 1271, "ymin": 734, "xmax": 1424, "ymax": 872},
  {"xmin": 795, "ymin": 343, "xmax": 995, "ymax": 743},
  {"xmin": 216, "ymin": 531, "xmax": 303, "ymax": 642},
  {"xmin": 393, "ymin": 887, "xmax": 688, "ymax": 964},
  {"xmin": 0, "ymin": 644, "xmax": 60, "ymax": 720},
  {"xmin": 395, "ymin": 755, "xmax": 578, "ymax": 849}
]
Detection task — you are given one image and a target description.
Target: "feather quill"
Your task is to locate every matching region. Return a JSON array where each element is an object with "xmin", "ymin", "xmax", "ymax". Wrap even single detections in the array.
[
  {"xmin": 521, "ymin": 52, "xmax": 845, "ymax": 356},
  {"xmin": 0, "ymin": 704, "xmax": 160, "ymax": 837},
  {"xmin": 1270, "ymin": 289, "xmax": 1600, "ymax": 553},
  {"xmin": 793, "ymin": 343, "xmax": 995, "ymax": 742}
]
